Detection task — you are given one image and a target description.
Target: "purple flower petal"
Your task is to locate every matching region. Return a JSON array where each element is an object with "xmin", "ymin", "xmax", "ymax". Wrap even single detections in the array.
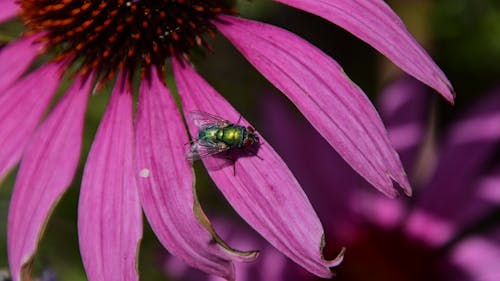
[
  {"xmin": 207, "ymin": 219, "xmax": 288, "ymax": 281},
  {"xmin": 449, "ymin": 228, "xmax": 500, "ymax": 281},
  {"xmin": 0, "ymin": 35, "xmax": 43, "ymax": 94},
  {"xmin": 351, "ymin": 190, "xmax": 407, "ymax": 230},
  {"xmin": 261, "ymin": 92, "xmax": 406, "ymax": 236},
  {"xmin": 78, "ymin": 74, "xmax": 142, "ymax": 281},
  {"xmin": 339, "ymin": 77, "xmax": 431, "ymax": 232},
  {"xmin": 0, "ymin": 64, "xmax": 61, "ymax": 180},
  {"xmin": 406, "ymin": 88, "xmax": 500, "ymax": 247},
  {"xmin": 0, "ymin": 0, "xmax": 18, "ymax": 23},
  {"xmin": 476, "ymin": 165, "xmax": 500, "ymax": 204},
  {"xmin": 260, "ymin": 92, "xmax": 366, "ymax": 230},
  {"xmin": 135, "ymin": 68, "xmax": 257, "ymax": 281},
  {"xmin": 7, "ymin": 76, "xmax": 91, "ymax": 281},
  {"xmin": 273, "ymin": 0, "xmax": 454, "ymax": 102},
  {"xmin": 172, "ymin": 59, "xmax": 344, "ymax": 278},
  {"xmin": 377, "ymin": 76, "xmax": 431, "ymax": 174},
  {"xmin": 164, "ymin": 219, "xmax": 286, "ymax": 281},
  {"xmin": 215, "ymin": 15, "xmax": 411, "ymax": 198}
]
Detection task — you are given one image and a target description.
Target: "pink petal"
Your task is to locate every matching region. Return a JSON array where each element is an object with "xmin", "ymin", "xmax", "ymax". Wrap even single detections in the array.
[
  {"xmin": 7, "ymin": 76, "xmax": 91, "ymax": 281},
  {"xmin": 449, "ymin": 228, "xmax": 500, "ymax": 281},
  {"xmin": 261, "ymin": 92, "xmax": 406, "ymax": 239},
  {"xmin": 352, "ymin": 191, "xmax": 407, "ymax": 230},
  {"xmin": 172, "ymin": 59, "xmax": 344, "ymax": 278},
  {"xmin": 406, "ymin": 88, "xmax": 500, "ymax": 247},
  {"xmin": 78, "ymin": 74, "xmax": 142, "ymax": 281},
  {"xmin": 135, "ymin": 69, "xmax": 256, "ymax": 281},
  {"xmin": 164, "ymin": 219, "xmax": 281, "ymax": 281},
  {"xmin": 206, "ymin": 219, "xmax": 288, "ymax": 281},
  {"xmin": 377, "ymin": 77, "xmax": 431, "ymax": 173},
  {"xmin": 477, "ymin": 165, "xmax": 500, "ymax": 204},
  {"xmin": 0, "ymin": 0, "xmax": 18, "ymax": 23},
  {"xmin": 273, "ymin": 0, "xmax": 454, "ymax": 102},
  {"xmin": 215, "ymin": 15, "xmax": 411, "ymax": 198},
  {"xmin": 0, "ymin": 35, "xmax": 43, "ymax": 94},
  {"xmin": 260, "ymin": 92, "xmax": 367, "ymax": 229},
  {"xmin": 404, "ymin": 210, "xmax": 455, "ymax": 248},
  {"xmin": 0, "ymin": 64, "xmax": 62, "ymax": 180}
]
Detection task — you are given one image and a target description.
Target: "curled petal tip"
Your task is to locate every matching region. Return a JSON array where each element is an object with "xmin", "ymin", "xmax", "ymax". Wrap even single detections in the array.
[
  {"xmin": 209, "ymin": 222, "xmax": 260, "ymax": 263},
  {"xmin": 399, "ymin": 176, "xmax": 413, "ymax": 197},
  {"xmin": 438, "ymin": 76, "xmax": 456, "ymax": 104},
  {"xmin": 326, "ymin": 247, "xmax": 346, "ymax": 268},
  {"xmin": 403, "ymin": 185, "xmax": 413, "ymax": 197},
  {"xmin": 387, "ymin": 168, "xmax": 413, "ymax": 198},
  {"xmin": 217, "ymin": 245, "xmax": 260, "ymax": 263},
  {"xmin": 393, "ymin": 172, "xmax": 413, "ymax": 197},
  {"xmin": 448, "ymin": 87, "xmax": 457, "ymax": 105},
  {"xmin": 240, "ymin": 251, "xmax": 260, "ymax": 262}
]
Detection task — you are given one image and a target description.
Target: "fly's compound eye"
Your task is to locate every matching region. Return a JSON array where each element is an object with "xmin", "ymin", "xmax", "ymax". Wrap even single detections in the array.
[
  {"xmin": 247, "ymin": 126, "xmax": 255, "ymax": 132},
  {"xmin": 243, "ymin": 139, "xmax": 253, "ymax": 148}
]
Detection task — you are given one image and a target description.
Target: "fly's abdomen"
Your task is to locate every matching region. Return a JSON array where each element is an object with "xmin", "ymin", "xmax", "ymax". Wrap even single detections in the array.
[{"xmin": 220, "ymin": 126, "xmax": 244, "ymax": 148}]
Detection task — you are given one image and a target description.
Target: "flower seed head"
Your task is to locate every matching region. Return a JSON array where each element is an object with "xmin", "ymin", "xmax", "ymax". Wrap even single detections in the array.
[{"xmin": 20, "ymin": 0, "xmax": 237, "ymax": 84}]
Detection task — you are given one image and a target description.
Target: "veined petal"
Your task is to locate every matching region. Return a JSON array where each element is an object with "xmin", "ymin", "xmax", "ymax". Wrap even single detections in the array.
[
  {"xmin": 406, "ymin": 88, "xmax": 500, "ymax": 247},
  {"xmin": 78, "ymin": 74, "xmax": 142, "ymax": 281},
  {"xmin": 262, "ymin": 92, "xmax": 406, "ymax": 235},
  {"xmin": 349, "ymin": 78, "xmax": 428, "ymax": 236},
  {"xmin": 135, "ymin": 68, "xmax": 256, "ymax": 281},
  {"xmin": 261, "ymin": 93, "xmax": 367, "ymax": 229},
  {"xmin": 215, "ymin": 15, "xmax": 410, "ymax": 198},
  {"xmin": 173, "ymin": 59, "xmax": 344, "ymax": 278},
  {"xmin": 0, "ymin": 64, "xmax": 62, "ymax": 180},
  {"xmin": 273, "ymin": 0, "xmax": 454, "ymax": 102},
  {"xmin": 0, "ymin": 35, "xmax": 43, "ymax": 94},
  {"xmin": 7, "ymin": 76, "xmax": 91, "ymax": 281},
  {"xmin": 0, "ymin": 0, "xmax": 18, "ymax": 23}
]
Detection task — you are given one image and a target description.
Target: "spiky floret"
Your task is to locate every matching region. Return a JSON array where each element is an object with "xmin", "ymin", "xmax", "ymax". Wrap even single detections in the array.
[{"xmin": 20, "ymin": 0, "xmax": 236, "ymax": 84}]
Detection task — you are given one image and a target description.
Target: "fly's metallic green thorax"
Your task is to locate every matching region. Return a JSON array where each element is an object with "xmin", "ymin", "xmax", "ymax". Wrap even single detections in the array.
[
  {"xmin": 187, "ymin": 111, "xmax": 261, "ymax": 161},
  {"xmin": 197, "ymin": 126, "xmax": 221, "ymax": 143},
  {"xmin": 19, "ymin": 0, "xmax": 237, "ymax": 85}
]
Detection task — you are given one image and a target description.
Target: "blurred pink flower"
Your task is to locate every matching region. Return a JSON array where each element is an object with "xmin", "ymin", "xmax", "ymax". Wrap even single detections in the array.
[
  {"xmin": 1, "ymin": 1, "xmax": 453, "ymax": 280},
  {"xmin": 165, "ymin": 78, "xmax": 500, "ymax": 281}
]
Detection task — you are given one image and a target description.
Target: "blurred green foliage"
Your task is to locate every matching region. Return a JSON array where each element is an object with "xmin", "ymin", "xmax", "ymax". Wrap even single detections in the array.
[{"xmin": 431, "ymin": 0, "xmax": 500, "ymax": 102}]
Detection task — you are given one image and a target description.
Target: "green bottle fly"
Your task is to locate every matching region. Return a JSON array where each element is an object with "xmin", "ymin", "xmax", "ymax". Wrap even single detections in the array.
[{"xmin": 187, "ymin": 111, "xmax": 260, "ymax": 161}]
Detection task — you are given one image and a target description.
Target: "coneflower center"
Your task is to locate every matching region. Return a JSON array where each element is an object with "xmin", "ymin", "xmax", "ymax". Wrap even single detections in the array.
[{"xmin": 20, "ymin": 0, "xmax": 237, "ymax": 84}]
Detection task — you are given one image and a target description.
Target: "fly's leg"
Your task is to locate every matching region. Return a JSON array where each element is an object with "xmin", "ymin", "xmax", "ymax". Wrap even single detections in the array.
[
  {"xmin": 253, "ymin": 152, "xmax": 263, "ymax": 160},
  {"xmin": 225, "ymin": 150, "xmax": 237, "ymax": 176},
  {"xmin": 236, "ymin": 115, "xmax": 242, "ymax": 125},
  {"xmin": 246, "ymin": 147, "xmax": 263, "ymax": 160},
  {"xmin": 185, "ymin": 138, "xmax": 198, "ymax": 146},
  {"xmin": 248, "ymin": 150, "xmax": 263, "ymax": 160}
]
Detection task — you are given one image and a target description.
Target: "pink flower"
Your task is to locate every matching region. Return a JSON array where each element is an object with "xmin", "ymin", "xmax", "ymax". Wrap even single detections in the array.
[
  {"xmin": 168, "ymin": 78, "xmax": 500, "ymax": 281},
  {"xmin": 1, "ymin": 1, "xmax": 453, "ymax": 280}
]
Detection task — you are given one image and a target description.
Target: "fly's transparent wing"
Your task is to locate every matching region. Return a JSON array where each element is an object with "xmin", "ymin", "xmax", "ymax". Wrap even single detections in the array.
[
  {"xmin": 186, "ymin": 141, "xmax": 230, "ymax": 161},
  {"xmin": 187, "ymin": 110, "xmax": 230, "ymax": 129}
]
